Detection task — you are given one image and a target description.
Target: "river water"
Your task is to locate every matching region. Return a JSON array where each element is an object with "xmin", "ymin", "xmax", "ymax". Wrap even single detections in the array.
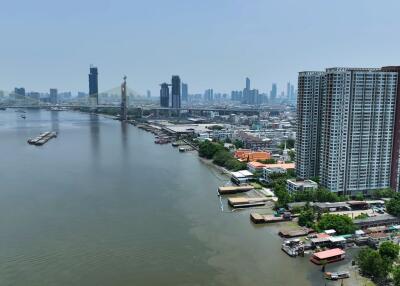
[{"xmin": 0, "ymin": 109, "xmax": 357, "ymax": 286}]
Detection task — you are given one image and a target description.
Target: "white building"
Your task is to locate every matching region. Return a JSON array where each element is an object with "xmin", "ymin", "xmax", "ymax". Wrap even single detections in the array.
[
  {"xmin": 286, "ymin": 179, "xmax": 318, "ymax": 193},
  {"xmin": 297, "ymin": 67, "xmax": 400, "ymax": 195}
]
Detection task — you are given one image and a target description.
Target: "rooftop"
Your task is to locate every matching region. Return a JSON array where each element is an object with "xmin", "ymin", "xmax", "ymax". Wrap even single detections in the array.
[{"xmin": 313, "ymin": 248, "xmax": 345, "ymax": 260}]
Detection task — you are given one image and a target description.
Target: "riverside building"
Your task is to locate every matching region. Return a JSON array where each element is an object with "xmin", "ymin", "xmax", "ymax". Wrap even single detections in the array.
[{"xmin": 296, "ymin": 67, "xmax": 400, "ymax": 195}]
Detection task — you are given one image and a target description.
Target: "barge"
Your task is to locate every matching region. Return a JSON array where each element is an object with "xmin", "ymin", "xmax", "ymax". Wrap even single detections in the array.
[{"xmin": 27, "ymin": 131, "xmax": 57, "ymax": 146}]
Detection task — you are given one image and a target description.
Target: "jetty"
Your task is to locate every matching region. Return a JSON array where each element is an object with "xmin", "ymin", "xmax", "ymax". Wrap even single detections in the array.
[
  {"xmin": 27, "ymin": 131, "xmax": 57, "ymax": 146},
  {"xmin": 228, "ymin": 197, "xmax": 270, "ymax": 208},
  {"xmin": 250, "ymin": 212, "xmax": 291, "ymax": 224},
  {"xmin": 218, "ymin": 185, "xmax": 254, "ymax": 195}
]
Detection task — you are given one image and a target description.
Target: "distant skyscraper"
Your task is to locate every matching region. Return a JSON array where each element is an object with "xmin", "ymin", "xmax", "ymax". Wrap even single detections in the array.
[
  {"xmin": 14, "ymin": 87, "xmax": 25, "ymax": 97},
  {"xmin": 270, "ymin": 83, "xmax": 277, "ymax": 101},
  {"xmin": 286, "ymin": 82, "xmax": 291, "ymax": 99},
  {"xmin": 146, "ymin": 90, "xmax": 151, "ymax": 98},
  {"xmin": 290, "ymin": 85, "xmax": 295, "ymax": 101},
  {"xmin": 181, "ymin": 83, "xmax": 188, "ymax": 102},
  {"xmin": 297, "ymin": 67, "xmax": 400, "ymax": 195},
  {"xmin": 246, "ymin": 77, "xmax": 250, "ymax": 90},
  {"xmin": 160, "ymin": 83, "xmax": 170, "ymax": 107},
  {"xmin": 171, "ymin": 75, "xmax": 181, "ymax": 108},
  {"xmin": 204, "ymin": 89, "xmax": 214, "ymax": 101},
  {"xmin": 88, "ymin": 66, "xmax": 98, "ymax": 106},
  {"xmin": 49, "ymin": 88, "xmax": 58, "ymax": 104}
]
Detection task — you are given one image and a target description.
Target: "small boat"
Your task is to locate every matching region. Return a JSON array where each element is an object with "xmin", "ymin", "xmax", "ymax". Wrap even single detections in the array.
[
  {"xmin": 21, "ymin": 115, "xmax": 26, "ymax": 119},
  {"xmin": 324, "ymin": 271, "xmax": 350, "ymax": 280}
]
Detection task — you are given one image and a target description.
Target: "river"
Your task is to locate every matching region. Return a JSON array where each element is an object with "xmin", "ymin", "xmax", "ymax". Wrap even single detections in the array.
[{"xmin": 0, "ymin": 109, "xmax": 360, "ymax": 286}]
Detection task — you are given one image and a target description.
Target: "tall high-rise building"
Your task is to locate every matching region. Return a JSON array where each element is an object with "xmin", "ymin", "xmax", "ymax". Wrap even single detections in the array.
[
  {"xmin": 204, "ymin": 89, "xmax": 214, "ymax": 101},
  {"xmin": 50, "ymin": 88, "xmax": 58, "ymax": 104},
  {"xmin": 146, "ymin": 90, "xmax": 151, "ymax": 98},
  {"xmin": 181, "ymin": 83, "xmax": 188, "ymax": 102},
  {"xmin": 297, "ymin": 67, "xmax": 400, "ymax": 195},
  {"xmin": 270, "ymin": 83, "xmax": 277, "ymax": 101},
  {"xmin": 246, "ymin": 77, "xmax": 250, "ymax": 90},
  {"xmin": 88, "ymin": 66, "xmax": 98, "ymax": 106},
  {"xmin": 160, "ymin": 83, "xmax": 170, "ymax": 107},
  {"xmin": 171, "ymin": 75, "xmax": 181, "ymax": 108},
  {"xmin": 14, "ymin": 87, "xmax": 25, "ymax": 97},
  {"xmin": 296, "ymin": 72, "xmax": 324, "ymax": 179},
  {"xmin": 286, "ymin": 82, "xmax": 291, "ymax": 99}
]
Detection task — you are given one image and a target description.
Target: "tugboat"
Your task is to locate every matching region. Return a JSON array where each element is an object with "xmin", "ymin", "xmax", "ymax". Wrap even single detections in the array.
[{"xmin": 21, "ymin": 115, "xmax": 26, "ymax": 119}]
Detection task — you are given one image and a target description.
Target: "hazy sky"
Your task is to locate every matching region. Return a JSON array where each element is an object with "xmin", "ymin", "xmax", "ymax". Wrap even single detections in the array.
[{"xmin": 1, "ymin": 0, "xmax": 400, "ymax": 95}]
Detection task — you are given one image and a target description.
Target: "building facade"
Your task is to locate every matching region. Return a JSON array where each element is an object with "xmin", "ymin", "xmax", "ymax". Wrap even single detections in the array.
[
  {"xmin": 160, "ymin": 83, "xmax": 169, "ymax": 107},
  {"xmin": 296, "ymin": 71, "xmax": 324, "ymax": 179},
  {"xmin": 49, "ymin": 88, "xmax": 58, "ymax": 104},
  {"xmin": 181, "ymin": 83, "xmax": 188, "ymax": 102},
  {"xmin": 171, "ymin": 75, "xmax": 181, "ymax": 108},
  {"xmin": 88, "ymin": 66, "xmax": 98, "ymax": 106},
  {"xmin": 297, "ymin": 67, "xmax": 400, "ymax": 195}
]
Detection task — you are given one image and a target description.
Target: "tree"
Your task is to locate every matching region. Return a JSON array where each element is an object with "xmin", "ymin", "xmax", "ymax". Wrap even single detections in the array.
[
  {"xmin": 258, "ymin": 158, "xmax": 276, "ymax": 164},
  {"xmin": 373, "ymin": 188, "xmax": 396, "ymax": 199},
  {"xmin": 314, "ymin": 188, "xmax": 339, "ymax": 203},
  {"xmin": 288, "ymin": 150, "xmax": 295, "ymax": 161},
  {"xmin": 379, "ymin": 241, "xmax": 400, "ymax": 261},
  {"xmin": 279, "ymin": 138, "xmax": 295, "ymax": 149},
  {"xmin": 233, "ymin": 139, "xmax": 244, "ymax": 149},
  {"xmin": 198, "ymin": 141, "xmax": 224, "ymax": 159},
  {"xmin": 298, "ymin": 205, "xmax": 315, "ymax": 227},
  {"xmin": 386, "ymin": 193, "xmax": 400, "ymax": 217},
  {"xmin": 213, "ymin": 150, "xmax": 231, "ymax": 166},
  {"xmin": 354, "ymin": 192, "xmax": 364, "ymax": 201},
  {"xmin": 357, "ymin": 248, "xmax": 390, "ymax": 281},
  {"xmin": 393, "ymin": 265, "xmax": 400, "ymax": 286},
  {"xmin": 316, "ymin": 214, "xmax": 356, "ymax": 235}
]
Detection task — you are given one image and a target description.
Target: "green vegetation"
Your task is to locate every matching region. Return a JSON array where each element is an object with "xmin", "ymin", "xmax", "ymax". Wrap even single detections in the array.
[
  {"xmin": 393, "ymin": 266, "xmax": 400, "ymax": 286},
  {"xmin": 207, "ymin": 125, "xmax": 224, "ymax": 130},
  {"xmin": 278, "ymin": 138, "xmax": 295, "ymax": 149},
  {"xmin": 386, "ymin": 193, "xmax": 400, "ymax": 216},
  {"xmin": 291, "ymin": 188, "xmax": 347, "ymax": 203},
  {"xmin": 258, "ymin": 158, "xmax": 276, "ymax": 164},
  {"xmin": 198, "ymin": 141, "xmax": 246, "ymax": 171},
  {"xmin": 373, "ymin": 188, "xmax": 396, "ymax": 199},
  {"xmin": 379, "ymin": 241, "xmax": 400, "ymax": 261},
  {"xmin": 233, "ymin": 139, "xmax": 244, "ymax": 149},
  {"xmin": 354, "ymin": 192, "xmax": 365, "ymax": 201},
  {"xmin": 315, "ymin": 214, "xmax": 355, "ymax": 235},
  {"xmin": 357, "ymin": 242, "xmax": 400, "ymax": 284},
  {"xmin": 355, "ymin": 213, "xmax": 369, "ymax": 220},
  {"xmin": 288, "ymin": 150, "xmax": 295, "ymax": 161},
  {"xmin": 298, "ymin": 203, "xmax": 315, "ymax": 227}
]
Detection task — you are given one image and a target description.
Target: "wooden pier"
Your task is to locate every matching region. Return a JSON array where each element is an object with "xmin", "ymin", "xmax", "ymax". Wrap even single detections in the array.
[{"xmin": 218, "ymin": 185, "xmax": 254, "ymax": 195}]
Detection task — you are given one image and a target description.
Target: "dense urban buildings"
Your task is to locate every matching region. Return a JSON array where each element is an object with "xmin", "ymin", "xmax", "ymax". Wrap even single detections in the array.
[
  {"xmin": 297, "ymin": 67, "xmax": 400, "ymax": 195},
  {"xmin": 88, "ymin": 66, "xmax": 99, "ymax": 106},
  {"xmin": 171, "ymin": 75, "xmax": 181, "ymax": 108}
]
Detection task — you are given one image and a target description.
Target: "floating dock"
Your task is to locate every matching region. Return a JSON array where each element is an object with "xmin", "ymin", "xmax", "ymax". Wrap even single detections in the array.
[
  {"xmin": 218, "ymin": 185, "xmax": 254, "ymax": 195},
  {"xmin": 228, "ymin": 197, "xmax": 270, "ymax": 208},
  {"xmin": 27, "ymin": 131, "xmax": 57, "ymax": 146},
  {"xmin": 250, "ymin": 212, "xmax": 288, "ymax": 223}
]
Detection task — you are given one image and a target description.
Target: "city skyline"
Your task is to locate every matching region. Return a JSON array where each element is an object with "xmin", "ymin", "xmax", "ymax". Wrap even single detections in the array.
[{"xmin": 1, "ymin": 0, "xmax": 400, "ymax": 95}]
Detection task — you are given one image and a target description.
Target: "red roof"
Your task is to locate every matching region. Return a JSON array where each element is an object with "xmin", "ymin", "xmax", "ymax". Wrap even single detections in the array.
[
  {"xmin": 316, "ymin": 233, "xmax": 331, "ymax": 239},
  {"xmin": 313, "ymin": 248, "xmax": 345, "ymax": 260}
]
